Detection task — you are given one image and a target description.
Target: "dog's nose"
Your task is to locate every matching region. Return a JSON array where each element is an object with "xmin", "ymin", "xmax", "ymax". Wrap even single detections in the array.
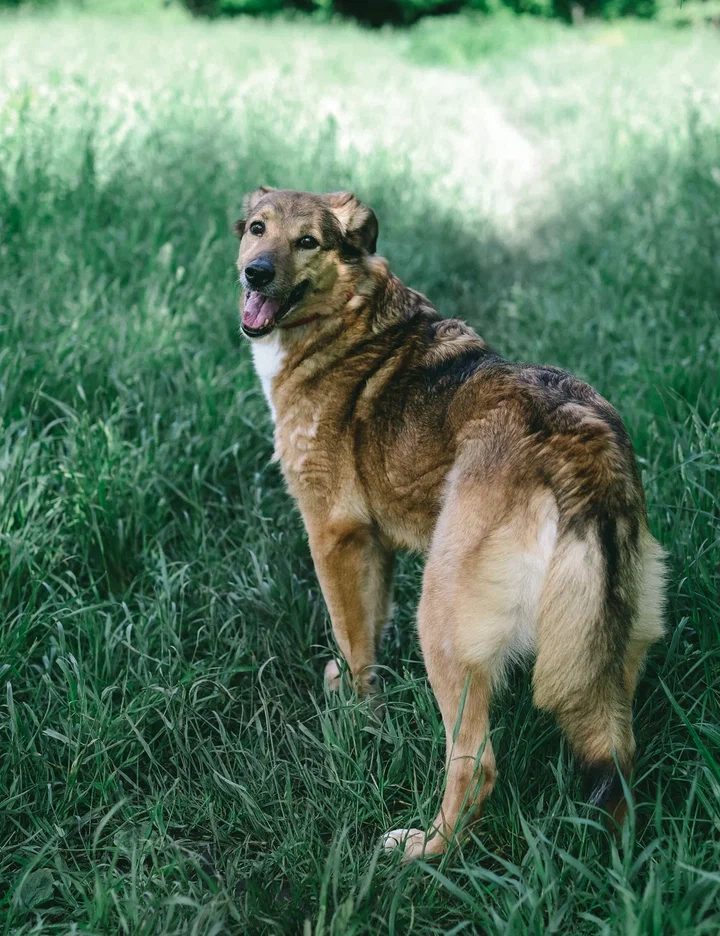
[{"xmin": 245, "ymin": 258, "xmax": 275, "ymax": 288}]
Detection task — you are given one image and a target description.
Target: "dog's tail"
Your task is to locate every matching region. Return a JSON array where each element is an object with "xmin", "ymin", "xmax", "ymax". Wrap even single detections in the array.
[{"xmin": 532, "ymin": 518, "xmax": 665, "ymax": 817}]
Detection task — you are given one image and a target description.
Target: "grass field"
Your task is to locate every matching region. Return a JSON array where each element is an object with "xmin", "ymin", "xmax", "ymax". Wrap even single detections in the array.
[{"xmin": 1, "ymin": 6, "xmax": 719, "ymax": 933}]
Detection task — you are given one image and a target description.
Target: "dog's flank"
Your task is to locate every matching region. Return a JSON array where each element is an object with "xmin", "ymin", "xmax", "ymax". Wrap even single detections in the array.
[{"xmin": 234, "ymin": 188, "xmax": 666, "ymax": 861}]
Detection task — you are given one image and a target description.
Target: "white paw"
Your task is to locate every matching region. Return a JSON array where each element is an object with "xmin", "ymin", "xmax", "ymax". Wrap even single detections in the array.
[
  {"xmin": 324, "ymin": 658, "xmax": 342, "ymax": 691},
  {"xmin": 382, "ymin": 827, "xmax": 426, "ymax": 860}
]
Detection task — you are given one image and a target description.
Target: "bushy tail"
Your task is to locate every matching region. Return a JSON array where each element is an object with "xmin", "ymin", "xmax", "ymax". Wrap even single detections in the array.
[{"xmin": 532, "ymin": 519, "xmax": 665, "ymax": 817}]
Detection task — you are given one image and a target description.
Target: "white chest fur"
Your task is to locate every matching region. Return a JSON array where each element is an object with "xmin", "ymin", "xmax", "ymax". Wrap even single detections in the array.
[{"xmin": 251, "ymin": 333, "xmax": 287, "ymax": 421}]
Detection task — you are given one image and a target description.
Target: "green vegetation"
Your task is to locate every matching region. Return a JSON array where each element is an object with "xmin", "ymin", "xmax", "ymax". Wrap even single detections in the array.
[
  {"xmin": 1, "ymin": 7, "xmax": 719, "ymax": 934},
  {"xmin": 1, "ymin": 0, "xmax": 713, "ymax": 25},
  {"xmin": 174, "ymin": 0, "xmax": 718, "ymax": 25},
  {"xmin": 186, "ymin": 0, "xmax": 660, "ymax": 23}
]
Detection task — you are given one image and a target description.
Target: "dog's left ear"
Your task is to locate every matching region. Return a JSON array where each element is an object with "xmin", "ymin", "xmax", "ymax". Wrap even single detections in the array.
[
  {"xmin": 326, "ymin": 191, "xmax": 378, "ymax": 256},
  {"xmin": 243, "ymin": 185, "xmax": 276, "ymax": 216},
  {"xmin": 234, "ymin": 186, "xmax": 277, "ymax": 238}
]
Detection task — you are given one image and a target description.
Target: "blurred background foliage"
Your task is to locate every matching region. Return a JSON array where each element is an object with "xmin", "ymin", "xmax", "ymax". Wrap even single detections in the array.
[
  {"xmin": 3, "ymin": 0, "xmax": 720, "ymax": 24},
  {"xmin": 181, "ymin": 0, "xmax": 719, "ymax": 23}
]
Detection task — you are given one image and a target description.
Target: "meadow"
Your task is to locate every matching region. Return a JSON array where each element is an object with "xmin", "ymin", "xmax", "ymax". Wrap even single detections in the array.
[{"xmin": 0, "ymin": 6, "xmax": 719, "ymax": 933}]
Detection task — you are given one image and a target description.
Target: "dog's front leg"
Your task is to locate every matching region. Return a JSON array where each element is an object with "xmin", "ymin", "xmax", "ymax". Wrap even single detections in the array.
[{"xmin": 306, "ymin": 520, "xmax": 394, "ymax": 695}]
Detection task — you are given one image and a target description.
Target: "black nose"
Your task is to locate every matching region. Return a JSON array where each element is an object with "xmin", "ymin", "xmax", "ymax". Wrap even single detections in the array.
[{"xmin": 245, "ymin": 257, "xmax": 275, "ymax": 288}]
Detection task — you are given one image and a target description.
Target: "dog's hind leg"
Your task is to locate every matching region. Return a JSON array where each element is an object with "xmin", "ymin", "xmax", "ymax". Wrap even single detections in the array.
[
  {"xmin": 383, "ymin": 650, "xmax": 496, "ymax": 862},
  {"xmin": 384, "ymin": 477, "xmax": 558, "ymax": 861}
]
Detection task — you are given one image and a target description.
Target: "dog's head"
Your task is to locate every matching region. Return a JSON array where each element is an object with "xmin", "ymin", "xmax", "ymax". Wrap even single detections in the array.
[{"xmin": 235, "ymin": 188, "xmax": 378, "ymax": 338}]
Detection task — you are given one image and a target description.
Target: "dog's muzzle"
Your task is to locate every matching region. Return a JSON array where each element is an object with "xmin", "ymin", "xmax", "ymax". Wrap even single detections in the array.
[{"xmin": 241, "ymin": 280, "xmax": 310, "ymax": 337}]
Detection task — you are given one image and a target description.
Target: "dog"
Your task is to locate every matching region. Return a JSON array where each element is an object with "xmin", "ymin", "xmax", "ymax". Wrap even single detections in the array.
[{"xmin": 234, "ymin": 187, "xmax": 666, "ymax": 861}]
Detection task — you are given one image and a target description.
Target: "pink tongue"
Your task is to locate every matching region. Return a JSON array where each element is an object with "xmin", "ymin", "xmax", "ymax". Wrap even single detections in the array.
[{"xmin": 242, "ymin": 292, "xmax": 281, "ymax": 330}]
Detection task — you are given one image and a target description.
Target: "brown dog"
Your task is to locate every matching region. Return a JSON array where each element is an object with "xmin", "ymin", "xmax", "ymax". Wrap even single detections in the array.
[{"xmin": 234, "ymin": 187, "xmax": 666, "ymax": 861}]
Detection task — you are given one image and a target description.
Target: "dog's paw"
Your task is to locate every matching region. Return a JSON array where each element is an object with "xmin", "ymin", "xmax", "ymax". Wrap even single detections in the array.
[
  {"xmin": 382, "ymin": 827, "xmax": 448, "ymax": 862},
  {"xmin": 324, "ymin": 659, "xmax": 381, "ymax": 697},
  {"xmin": 381, "ymin": 828, "xmax": 427, "ymax": 861},
  {"xmin": 324, "ymin": 658, "xmax": 343, "ymax": 691}
]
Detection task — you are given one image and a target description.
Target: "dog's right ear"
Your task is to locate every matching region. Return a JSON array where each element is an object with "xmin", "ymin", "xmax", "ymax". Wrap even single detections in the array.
[
  {"xmin": 243, "ymin": 185, "xmax": 276, "ymax": 217},
  {"xmin": 325, "ymin": 191, "xmax": 378, "ymax": 256}
]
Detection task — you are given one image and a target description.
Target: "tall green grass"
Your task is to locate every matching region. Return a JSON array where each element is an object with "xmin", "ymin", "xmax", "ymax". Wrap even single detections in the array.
[{"xmin": 0, "ymin": 9, "xmax": 718, "ymax": 934}]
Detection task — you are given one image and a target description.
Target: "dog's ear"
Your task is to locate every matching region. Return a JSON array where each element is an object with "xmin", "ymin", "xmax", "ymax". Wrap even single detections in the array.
[
  {"xmin": 234, "ymin": 186, "xmax": 276, "ymax": 239},
  {"xmin": 243, "ymin": 185, "xmax": 276, "ymax": 217},
  {"xmin": 326, "ymin": 191, "xmax": 378, "ymax": 256}
]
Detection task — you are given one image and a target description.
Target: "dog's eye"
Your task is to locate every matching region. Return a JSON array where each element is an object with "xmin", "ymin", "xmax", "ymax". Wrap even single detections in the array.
[
  {"xmin": 298, "ymin": 235, "xmax": 319, "ymax": 250},
  {"xmin": 249, "ymin": 221, "xmax": 265, "ymax": 236}
]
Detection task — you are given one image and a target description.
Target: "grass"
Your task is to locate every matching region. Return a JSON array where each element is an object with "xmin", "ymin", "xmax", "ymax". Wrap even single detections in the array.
[{"xmin": 0, "ymin": 6, "xmax": 719, "ymax": 933}]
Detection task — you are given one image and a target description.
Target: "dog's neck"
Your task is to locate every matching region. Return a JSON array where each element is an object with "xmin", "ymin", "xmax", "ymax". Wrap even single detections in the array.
[
  {"xmin": 249, "ymin": 258, "xmax": 436, "ymax": 421},
  {"xmin": 282, "ymin": 261, "xmax": 427, "ymax": 346}
]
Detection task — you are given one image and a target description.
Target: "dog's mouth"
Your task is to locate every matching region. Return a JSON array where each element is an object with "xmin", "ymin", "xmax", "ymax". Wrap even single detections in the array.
[{"xmin": 241, "ymin": 281, "xmax": 311, "ymax": 337}]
